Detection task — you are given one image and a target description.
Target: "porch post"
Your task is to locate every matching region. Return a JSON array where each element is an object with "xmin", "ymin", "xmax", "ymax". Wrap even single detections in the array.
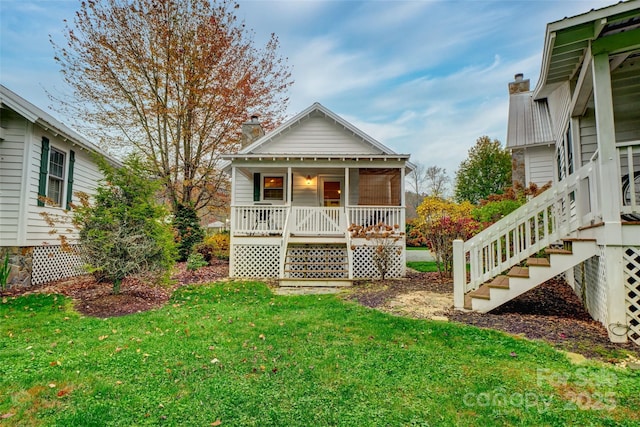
[
  {"xmin": 229, "ymin": 166, "xmax": 237, "ymax": 278},
  {"xmin": 344, "ymin": 167, "xmax": 350, "ymax": 206},
  {"xmin": 453, "ymin": 239, "xmax": 465, "ymax": 310},
  {"xmin": 592, "ymin": 52, "xmax": 627, "ymax": 343}
]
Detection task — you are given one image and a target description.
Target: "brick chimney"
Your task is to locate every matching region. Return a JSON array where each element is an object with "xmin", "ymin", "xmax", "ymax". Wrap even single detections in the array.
[
  {"xmin": 508, "ymin": 73, "xmax": 530, "ymax": 94},
  {"xmin": 240, "ymin": 115, "xmax": 264, "ymax": 147}
]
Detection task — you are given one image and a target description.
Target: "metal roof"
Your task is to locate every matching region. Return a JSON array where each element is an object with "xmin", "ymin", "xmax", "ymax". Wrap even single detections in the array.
[
  {"xmin": 506, "ymin": 92, "xmax": 554, "ymax": 148},
  {"xmin": 534, "ymin": 0, "xmax": 640, "ymax": 99}
]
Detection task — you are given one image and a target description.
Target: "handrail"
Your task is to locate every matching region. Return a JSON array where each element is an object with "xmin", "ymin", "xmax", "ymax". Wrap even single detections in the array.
[{"xmin": 453, "ymin": 157, "xmax": 600, "ymax": 307}]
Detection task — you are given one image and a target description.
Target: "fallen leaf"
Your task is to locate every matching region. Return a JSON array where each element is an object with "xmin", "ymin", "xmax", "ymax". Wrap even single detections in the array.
[
  {"xmin": 509, "ymin": 352, "xmax": 517, "ymax": 358},
  {"xmin": 48, "ymin": 383, "xmax": 56, "ymax": 388},
  {"xmin": 211, "ymin": 420, "xmax": 222, "ymax": 426},
  {"xmin": 98, "ymin": 335, "xmax": 108, "ymax": 341},
  {"xmin": 1, "ymin": 413, "xmax": 15, "ymax": 419},
  {"xmin": 259, "ymin": 334, "xmax": 265, "ymax": 340}
]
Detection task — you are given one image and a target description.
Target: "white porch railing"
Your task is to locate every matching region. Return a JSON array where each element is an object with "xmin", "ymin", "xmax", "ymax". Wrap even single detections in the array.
[
  {"xmin": 347, "ymin": 206, "xmax": 404, "ymax": 228},
  {"xmin": 291, "ymin": 207, "xmax": 344, "ymax": 235},
  {"xmin": 232, "ymin": 205, "xmax": 287, "ymax": 235},
  {"xmin": 619, "ymin": 141, "xmax": 640, "ymax": 216},
  {"xmin": 453, "ymin": 156, "xmax": 600, "ymax": 308}
]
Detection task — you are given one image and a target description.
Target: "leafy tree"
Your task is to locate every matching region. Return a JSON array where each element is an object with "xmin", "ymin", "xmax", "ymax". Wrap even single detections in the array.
[
  {"xmin": 174, "ymin": 203, "xmax": 205, "ymax": 261},
  {"xmin": 51, "ymin": 0, "xmax": 293, "ymax": 214},
  {"xmin": 454, "ymin": 136, "xmax": 512, "ymax": 204},
  {"xmin": 73, "ymin": 156, "xmax": 176, "ymax": 294},
  {"xmin": 416, "ymin": 197, "xmax": 480, "ymax": 277}
]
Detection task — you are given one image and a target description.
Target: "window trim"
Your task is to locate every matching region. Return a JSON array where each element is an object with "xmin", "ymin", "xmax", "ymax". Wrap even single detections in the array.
[
  {"xmin": 261, "ymin": 174, "xmax": 285, "ymax": 201},
  {"xmin": 47, "ymin": 146, "xmax": 66, "ymax": 207}
]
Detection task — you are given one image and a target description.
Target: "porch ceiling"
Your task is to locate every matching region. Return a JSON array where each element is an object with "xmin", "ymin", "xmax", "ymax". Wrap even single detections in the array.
[{"xmin": 534, "ymin": 3, "xmax": 640, "ymax": 99}]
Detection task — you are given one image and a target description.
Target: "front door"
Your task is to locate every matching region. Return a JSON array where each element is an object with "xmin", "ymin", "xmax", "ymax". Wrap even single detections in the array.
[{"xmin": 320, "ymin": 177, "xmax": 343, "ymax": 207}]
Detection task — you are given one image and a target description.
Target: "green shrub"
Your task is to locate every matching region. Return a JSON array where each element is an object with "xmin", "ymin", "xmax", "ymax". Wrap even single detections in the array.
[
  {"xmin": 173, "ymin": 203, "xmax": 205, "ymax": 262},
  {"xmin": 195, "ymin": 232, "xmax": 230, "ymax": 262},
  {"xmin": 0, "ymin": 251, "xmax": 10, "ymax": 291},
  {"xmin": 73, "ymin": 155, "xmax": 176, "ymax": 294},
  {"xmin": 472, "ymin": 199, "xmax": 522, "ymax": 223},
  {"xmin": 186, "ymin": 252, "xmax": 208, "ymax": 271}
]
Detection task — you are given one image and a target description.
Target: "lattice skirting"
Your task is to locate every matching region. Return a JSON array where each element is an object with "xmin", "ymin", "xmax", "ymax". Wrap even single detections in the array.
[
  {"xmin": 352, "ymin": 244, "xmax": 403, "ymax": 279},
  {"xmin": 285, "ymin": 245, "xmax": 347, "ymax": 279},
  {"xmin": 32, "ymin": 245, "xmax": 85, "ymax": 285},
  {"xmin": 623, "ymin": 246, "xmax": 640, "ymax": 345},
  {"xmin": 231, "ymin": 244, "xmax": 280, "ymax": 278}
]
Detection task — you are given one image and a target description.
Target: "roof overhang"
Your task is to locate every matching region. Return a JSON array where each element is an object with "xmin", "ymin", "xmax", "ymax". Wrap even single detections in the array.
[
  {"xmin": 1, "ymin": 85, "xmax": 121, "ymax": 167},
  {"xmin": 534, "ymin": 1, "xmax": 640, "ymax": 99}
]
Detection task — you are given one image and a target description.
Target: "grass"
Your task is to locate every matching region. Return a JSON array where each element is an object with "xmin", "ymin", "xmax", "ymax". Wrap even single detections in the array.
[
  {"xmin": 406, "ymin": 260, "xmax": 440, "ymax": 272},
  {"xmin": 1, "ymin": 282, "xmax": 639, "ymax": 426},
  {"xmin": 406, "ymin": 246, "xmax": 430, "ymax": 251}
]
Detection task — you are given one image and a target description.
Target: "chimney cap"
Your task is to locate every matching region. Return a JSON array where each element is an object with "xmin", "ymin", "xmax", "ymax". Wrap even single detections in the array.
[
  {"xmin": 250, "ymin": 114, "xmax": 259, "ymax": 123},
  {"xmin": 514, "ymin": 73, "xmax": 524, "ymax": 81}
]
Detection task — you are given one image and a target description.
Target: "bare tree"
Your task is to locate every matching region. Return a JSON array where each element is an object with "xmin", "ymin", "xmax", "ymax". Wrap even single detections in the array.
[
  {"xmin": 51, "ymin": 0, "xmax": 293, "ymax": 214},
  {"xmin": 406, "ymin": 162, "xmax": 450, "ymax": 213}
]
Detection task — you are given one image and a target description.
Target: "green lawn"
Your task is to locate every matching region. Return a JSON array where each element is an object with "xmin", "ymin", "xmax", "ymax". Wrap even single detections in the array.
[
  {"xmin": 406, "ymin": 261, "xmax": 440, "ymax": 272},
  {"xmin": 1, "ymin": 282, "xmax": 638, "ymax": 426}
]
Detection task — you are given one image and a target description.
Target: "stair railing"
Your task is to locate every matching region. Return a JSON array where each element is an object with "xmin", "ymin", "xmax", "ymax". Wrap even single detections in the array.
[
  {"xmin": 453, "ymin": 155, "xmax": 600, "ymax": 308},
  {"xmin": 279, "ymin": 208, "xmax": 293, "ymax": 279}
]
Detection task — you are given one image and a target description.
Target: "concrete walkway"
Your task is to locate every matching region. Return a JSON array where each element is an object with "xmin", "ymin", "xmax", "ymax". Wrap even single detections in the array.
[{"xmin": 405, "ymin": 248, "xmax": 436, "ymax": 262}]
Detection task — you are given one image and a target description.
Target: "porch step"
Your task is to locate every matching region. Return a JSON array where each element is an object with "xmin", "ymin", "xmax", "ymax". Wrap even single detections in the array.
[
  {"xmin": 288, "ymin": 236, "xmax": 346, "ymax": 244},
  {"xmin": 464, "ymin": 238, "xmax": 598, "ymax": 313},
  {"xmin": 279, "ymin": 278, "xmax": 353, "ymax": 288}
]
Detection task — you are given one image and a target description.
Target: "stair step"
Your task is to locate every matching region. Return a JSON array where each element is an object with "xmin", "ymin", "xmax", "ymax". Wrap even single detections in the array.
[
  {"xmin": 526, "ymin": 257, "xmax": 550, "ymax": 267},
  {"xmin": 545, "ymin": 248, "xmax": 572, "ymax": 255},
  {"xmin": 488, "ymin": 275, "xmax": 510, "ymax": 289},
  {"xmin": 507, "ymin": 266, "xmax": 529, "ymax": 278},
  {"xmin": 562, "ymin": 238, "xmax": 597, "ymax": 242},
  {"xmin": 468, "ymin": 284, "xmax": 491, "ymax": 300}
]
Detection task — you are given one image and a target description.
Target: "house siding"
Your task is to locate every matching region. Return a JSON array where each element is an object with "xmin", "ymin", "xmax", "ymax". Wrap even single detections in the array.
[
  {"xmin": 527, "ymin": 145, "xmax": 554, "ymax": 186},
  {"xmin": 612, "ymin": 60, "xmax": 640, "ymax": 143},
  {"xmin": 0, "ymin": 110, "xmax": 27, "ymax": 244},
  {"xmin": 253, "ymin": 116, "xmax": 382, "ymax": 155},
  {"xmin": 546, "ymin": 82, "xmax": 571, "ymax": 145},
  {"xmin": 579, "ymin": 106, "xmax": 598, "ymax": 166}
]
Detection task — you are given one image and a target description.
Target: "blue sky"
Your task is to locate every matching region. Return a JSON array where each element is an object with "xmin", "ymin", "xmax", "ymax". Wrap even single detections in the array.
[{"xmin": 1, "ymin": 0, "xmax": 614, "ymax": 178}]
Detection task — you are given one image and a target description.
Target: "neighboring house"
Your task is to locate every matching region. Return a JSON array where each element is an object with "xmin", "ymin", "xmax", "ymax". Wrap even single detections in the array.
[
  {"xmin": 0, "ymin": 85, "xmax": 119, "ymax": 287},
  {"xmin": 454, "ymin": 1, "xmax": 640, "ymax": 346},
  {"xmin": 222, "ymin": 103, "xmax": 414, "ymax": 285},
  {"xmin": 506, "ymin": 73, "xmax": 555, "ymax": 188}
]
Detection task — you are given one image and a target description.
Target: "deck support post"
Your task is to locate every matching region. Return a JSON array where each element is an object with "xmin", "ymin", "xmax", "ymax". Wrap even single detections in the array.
[{"xmin": 453, "ymin": 239, "xmax": 465, "ymax": 310}]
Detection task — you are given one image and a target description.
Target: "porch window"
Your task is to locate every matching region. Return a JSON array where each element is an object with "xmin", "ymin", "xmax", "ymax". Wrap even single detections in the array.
[
  {"xmin": 358, "ymin": 168, "xmax": 401, "ymax": 205},
  {"xmin": 263, "ymin": 176, "xmax": 284, "ymax": 201},
  {"xmin": 47, "ymin": 148, "xmax": 66, "ymax": 206}
]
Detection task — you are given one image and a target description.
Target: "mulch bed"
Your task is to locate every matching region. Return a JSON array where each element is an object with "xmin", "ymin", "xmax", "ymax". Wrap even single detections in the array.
[
  {"xmin": 3, "ymin": 261, "xmax": 638, "ymax": 360},
  {"xmin": 346, "ymin": 271, "xmax": 639, "ymax": 360}
]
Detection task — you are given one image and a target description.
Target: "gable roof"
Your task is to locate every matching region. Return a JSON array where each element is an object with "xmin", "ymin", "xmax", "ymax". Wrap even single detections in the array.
[
  {"xmin": 534, "ymin": 0, "xmax": 640, "ymax": 99},
  {"xmin": 506, "ymin": 92, "xmax": 554, "ymax": 149},
  {"xmin": 239, "ymin": 102, "xmax": 403, "ymax": 156},
  {"xmin": 0, "ymin": 84, "xmax": 120, "ymax": 165},
  {"xmin": 222, "ymin": 102, "xmax": 414, "ymax": 172}
]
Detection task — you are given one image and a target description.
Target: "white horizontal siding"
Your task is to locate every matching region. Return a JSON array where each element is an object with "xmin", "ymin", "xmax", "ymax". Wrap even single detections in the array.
[
  {"xmin": 527, "ymin": 146, "xmax": 554, "ymax": 186},
  {"xmin": 23, "ymin": 125, "xmax": 105, "ymax": 247},
  {"xmin": 254, "ymin": 116, "xmax": 382, "ymax": 155},
  {"xmin": 547, "ymin": 82, "xmax": 571, "ymax": 145},
  {"xmin": 234, "ymin": 172, "xmax": 254, "ymax": 205},
  {"xmin": 579, "ymin": 106, "xmax": 597, "ymax": 166},
  {"xmin": 0, "ymin": 110, "xmax": 27, "ymax": 244},
  {"xmin": 612, "ymin": 60, "xmax": 640, "ymax": 143}
]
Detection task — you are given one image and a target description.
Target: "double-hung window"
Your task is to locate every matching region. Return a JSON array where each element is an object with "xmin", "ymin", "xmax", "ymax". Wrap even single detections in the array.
[
  {"xmin": 47, "ymin": 148, "xmax": 65, "ymax": 206},
  {"xmin": 263, "ymin": 176, "xmax": 284, "ymax": 201}
]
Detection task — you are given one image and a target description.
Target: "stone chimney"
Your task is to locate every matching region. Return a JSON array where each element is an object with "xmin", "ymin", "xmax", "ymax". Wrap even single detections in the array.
[
  {"xmin": 240, "ymin": 114, "xmax": 264, "ymax": 147},
  {"xmin": 508, "ymin": 73, "xmax": 530, "ymax": 94}
]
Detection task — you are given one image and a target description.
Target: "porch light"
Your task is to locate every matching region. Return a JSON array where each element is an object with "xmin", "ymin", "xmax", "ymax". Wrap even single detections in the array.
[{"xmin": 306, "ymin": 175, "xmax": 312, "ymax": 185}]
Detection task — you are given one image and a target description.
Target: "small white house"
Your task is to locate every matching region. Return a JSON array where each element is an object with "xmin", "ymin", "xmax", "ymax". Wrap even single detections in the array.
[
  {"xmin": 222, "ymin": 103, "xmax": 414, "ymax": 286},
  {"xmin": 454, "ymin": 1, "xmax": 640, "ymax": 346},
  {"xmin": 0, "ymin": 85, "xmax": 119, "ymax": 287}
]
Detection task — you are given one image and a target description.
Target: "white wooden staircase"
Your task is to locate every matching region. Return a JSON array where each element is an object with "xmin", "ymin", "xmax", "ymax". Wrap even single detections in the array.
[
  {"xmin": 464, "ymin": 238, "xmax": 597, "ymax": 312},
  {"xmin": 454, "ymin": 158, "xmax": 602, "ymax": 312}
]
